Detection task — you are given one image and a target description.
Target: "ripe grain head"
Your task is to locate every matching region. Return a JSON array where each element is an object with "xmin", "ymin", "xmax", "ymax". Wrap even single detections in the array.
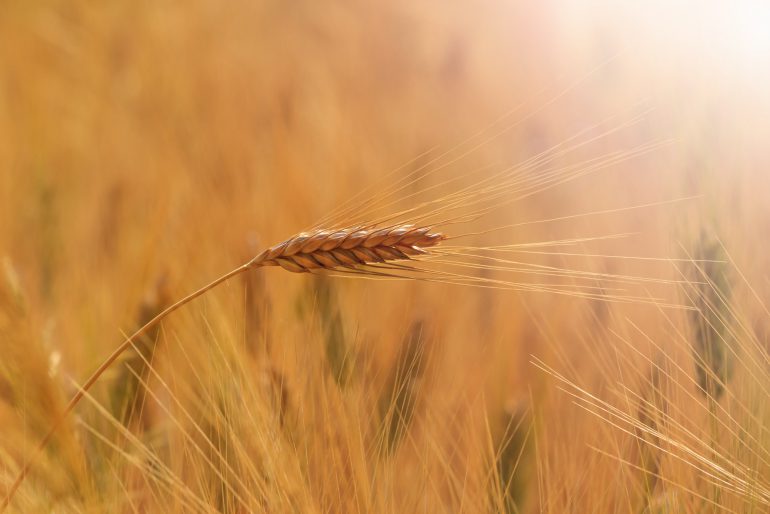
[{"xmin": 249, "ymin": 224, "xmax": 446, "ymax": 273}]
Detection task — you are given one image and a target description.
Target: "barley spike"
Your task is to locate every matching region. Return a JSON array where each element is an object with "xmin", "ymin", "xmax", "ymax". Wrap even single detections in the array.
[{"xmin": 249, "ymin": 224, "xmax": 445, "ymax": 273}]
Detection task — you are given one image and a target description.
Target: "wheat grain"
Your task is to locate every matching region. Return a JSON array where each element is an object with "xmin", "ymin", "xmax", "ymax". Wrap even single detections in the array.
[{"xmin": 248, "ymin": 224, "xmax": 445, "ymax": 273}]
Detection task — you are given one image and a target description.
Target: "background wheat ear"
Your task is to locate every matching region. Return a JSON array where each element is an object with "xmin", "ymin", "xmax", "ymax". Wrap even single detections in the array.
[
  {"xmin": 493, "ymin": 398, "xmax": 533, "ymax": 514},
  {"xmin": 0, "ymin": 259, "xmax": 89, "ymax": 503},
  {"xmin": 109, "ymin": 273, "xmax": 171, "ymax": 430},
  {"xmin": 378, "ymin": 320, "xmax": 428, "ymax": 456},
  {"xmin": 636, "ymin": 356, "xmax": 668, "ymax": 511},
  {"xmin": 297, "ymin": 275, "xmax": 352, "ymax": 387},
  {"xmin": 689, "ymin": 231, "xmax": 732, "ymax": 401}
]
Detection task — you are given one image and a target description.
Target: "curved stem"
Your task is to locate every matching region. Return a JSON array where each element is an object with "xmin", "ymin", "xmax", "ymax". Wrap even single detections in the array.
[{"xmin": 1, "ymin": 261, "xmax": 258, "ymax": 511}]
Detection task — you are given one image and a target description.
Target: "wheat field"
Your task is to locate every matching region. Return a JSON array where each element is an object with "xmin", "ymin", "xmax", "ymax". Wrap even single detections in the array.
[{"xmin": 1, "ymin": 1, "xmax": 769, "ymax": 512}]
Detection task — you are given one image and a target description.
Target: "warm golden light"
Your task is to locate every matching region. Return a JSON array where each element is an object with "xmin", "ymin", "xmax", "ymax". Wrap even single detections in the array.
[{"xmin": 1, "ymin": 1, "xmax": 768, "ymax": 512}]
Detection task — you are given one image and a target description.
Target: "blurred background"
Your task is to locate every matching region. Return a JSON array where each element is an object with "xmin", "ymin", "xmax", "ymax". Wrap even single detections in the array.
[{"xmin": 1, "ymin": 0, "xmax": 769, "ymax": 512}]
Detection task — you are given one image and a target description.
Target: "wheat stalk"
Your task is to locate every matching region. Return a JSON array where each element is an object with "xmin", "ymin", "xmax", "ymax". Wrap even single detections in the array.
[{"xmin": 0, "ymin": 223, "xmax": 444, "ymax": 511}]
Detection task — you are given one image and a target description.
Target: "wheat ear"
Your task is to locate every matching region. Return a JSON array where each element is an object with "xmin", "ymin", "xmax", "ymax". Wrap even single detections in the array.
[{"xmin": 0, "ymin": 223, "xmax": 444, "ymax": 511}]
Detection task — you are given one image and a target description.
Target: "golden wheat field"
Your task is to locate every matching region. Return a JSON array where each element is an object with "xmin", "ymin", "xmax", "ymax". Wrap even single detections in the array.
[{"xmin": 1, "ymin": 1, "xmax": 770, "ymax": 512}]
